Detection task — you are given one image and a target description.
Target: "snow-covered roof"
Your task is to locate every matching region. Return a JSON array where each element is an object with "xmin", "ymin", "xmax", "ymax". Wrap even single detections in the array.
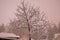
[
  {"xmin": 0, "ymin": 32, "xmax": 20, "ymax": 39},
  {"xmin": 55, "ymin": 33, "xmax": 60, "ymax": 38}
]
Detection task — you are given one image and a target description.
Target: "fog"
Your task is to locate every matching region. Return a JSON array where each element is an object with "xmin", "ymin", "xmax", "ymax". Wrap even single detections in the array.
[{"xmin": 0, "ymin": 0, "xmax": 60, "ymax": 25}]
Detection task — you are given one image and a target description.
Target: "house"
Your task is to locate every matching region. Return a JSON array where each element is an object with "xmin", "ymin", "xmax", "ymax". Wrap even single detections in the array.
[
  {"xmin": 0, "ymin": 32, "xmax": 20, "ymax": 40},
  {"xmin": 54, "ymin": 33, "xmax": 60, "ymax": 40}
]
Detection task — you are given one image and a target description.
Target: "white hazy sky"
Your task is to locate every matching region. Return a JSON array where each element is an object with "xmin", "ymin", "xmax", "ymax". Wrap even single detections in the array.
[{"xmin": 0, "ymin": 0, "xmax": 60, "ymax": 25}]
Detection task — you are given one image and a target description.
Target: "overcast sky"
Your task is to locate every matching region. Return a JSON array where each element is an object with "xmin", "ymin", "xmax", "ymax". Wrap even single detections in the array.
[{"xmin": 0, "ymin": 0, "xmax": 60, "ymax": 25}]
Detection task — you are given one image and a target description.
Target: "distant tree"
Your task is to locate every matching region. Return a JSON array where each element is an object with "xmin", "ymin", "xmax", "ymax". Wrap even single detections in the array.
[
  {"xmin": 0, "ymin": 24, "xmax": 5, "ymax": 32},
  {"xmin": 48, "ymin": 24, "xmax": 54, "ymax": 40},
  {"xmin": 58, "ymin": 22, "xmax": 60, "ymax": 33},
  {"xmin": 53, "ymin": 23, "xmax": 58, "ymax": 34},
  {"xmin": 47, "ymin": 23, "xmax": 58, "ymax": 40},
  {"xmin": 8, "ymin": 0, "xmax": 48, "ymax": 40},
  {"xmin": 8, "ymin": 19, "xmax": 19, "ymax": 35},
  {"xmin": 8, "ymin": 19, "xmax": 29, "ymax": 37}
]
